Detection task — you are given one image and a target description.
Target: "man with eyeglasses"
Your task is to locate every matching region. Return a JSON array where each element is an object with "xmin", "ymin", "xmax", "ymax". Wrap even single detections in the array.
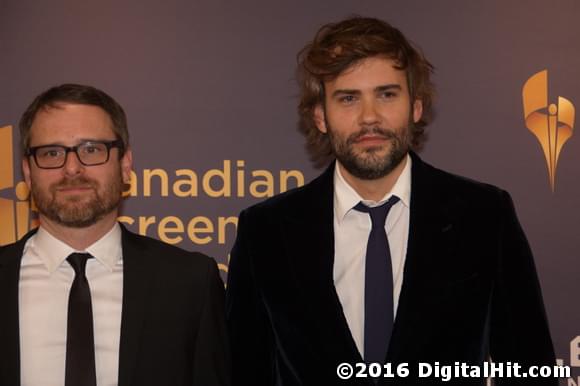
[{"xmin": 0, "ymin": 84, "xmax": 230, "ymax": 386}]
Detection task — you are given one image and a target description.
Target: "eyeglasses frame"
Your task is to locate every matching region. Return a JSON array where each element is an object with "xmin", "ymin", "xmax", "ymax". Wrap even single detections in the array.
[{"xmin": 26, "ymin": 139, "xmax": 125, "ymax": 169}]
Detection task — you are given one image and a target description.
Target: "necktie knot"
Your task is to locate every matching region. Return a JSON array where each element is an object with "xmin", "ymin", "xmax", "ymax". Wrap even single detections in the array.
[
  {"xmin": 354, "ymin": 196, "xmax": 400, "ymax": 228},
  {"xmin": 67, "ymin": 253, "xmax": 93, "ymax": 277}
]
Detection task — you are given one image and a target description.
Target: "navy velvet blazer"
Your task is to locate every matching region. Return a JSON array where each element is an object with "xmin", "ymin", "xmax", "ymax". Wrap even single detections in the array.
[
  {"xmin": 226, "ymin": 153, "xmax": 556, "ymax": 386},
  {"xmin": 0, "ymin": 224, "xmax": 230, "ymax": 386}
]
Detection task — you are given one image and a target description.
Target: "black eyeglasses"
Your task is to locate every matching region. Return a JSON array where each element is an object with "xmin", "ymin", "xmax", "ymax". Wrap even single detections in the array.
[{"xmin": 27, "ymin": 139, "xmax": 124, "ymax": 169}]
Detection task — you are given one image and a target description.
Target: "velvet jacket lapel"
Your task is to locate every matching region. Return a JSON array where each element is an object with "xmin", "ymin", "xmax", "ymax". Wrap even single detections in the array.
[
  {"xmin": 279, "ymin": 164, "xmax": 364, "ymax": 369},
  {"xmin": 0, "ymin": 230, "xmax": 37, "ymax": 386},
  {"xmin": 387, "ymin": 152, "xmax": 456, "ymax": 363}
]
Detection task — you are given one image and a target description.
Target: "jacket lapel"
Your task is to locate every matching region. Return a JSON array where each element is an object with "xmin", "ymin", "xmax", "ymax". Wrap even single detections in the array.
[
  {"xmin": 117, "ymin": 226, "xmax": 156, "ymax": 386},
  {"xmin": 388, "ymin": 153, "xmax": 456, "ymax": 361},
  {"xmin": 0, "ymin": 230, "xmax": 37, "ymax": 386},
  {"xmin": 281, "ymin": 164, "xmax": 364, "ymax": 366}
]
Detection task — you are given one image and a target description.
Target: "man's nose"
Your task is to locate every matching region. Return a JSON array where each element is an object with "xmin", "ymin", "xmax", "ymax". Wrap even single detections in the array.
[
  {"xmin": 359, "ymin": 98, "xmax": 380, "ymax": 126},
  {"xmin": 62, "ymin": 150, "xmax": 84, "ymax": 176}
]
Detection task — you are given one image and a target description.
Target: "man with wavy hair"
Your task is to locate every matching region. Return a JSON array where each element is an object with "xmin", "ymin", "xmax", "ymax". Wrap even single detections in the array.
[{"xmin": 227, "ymin": 17, "xmax": 556, "ymax": 385}]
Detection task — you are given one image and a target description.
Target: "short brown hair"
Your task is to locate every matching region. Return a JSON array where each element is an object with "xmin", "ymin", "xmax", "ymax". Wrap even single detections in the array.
[
  {"xmin": 19, "ymin": 83, "xmax": 129, "ymax": 155},
  {"xmin": 297, "ymin": 16, "xmax": 435, "ymax": 167}
]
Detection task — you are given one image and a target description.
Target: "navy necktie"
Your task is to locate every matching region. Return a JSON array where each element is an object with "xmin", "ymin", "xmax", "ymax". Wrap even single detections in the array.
[
  {"xmin": 354, "ymin": 196, "xmax": 400, "ymax": 364},
  {"xmin": 65, "ymin": 252, "xmax": 97, "ymax": 386}
]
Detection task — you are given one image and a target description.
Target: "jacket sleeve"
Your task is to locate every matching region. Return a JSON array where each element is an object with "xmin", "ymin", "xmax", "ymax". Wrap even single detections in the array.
[
  {"xmin": 490, "ymin": 190, "xmax": 558, "ymax": 386},
  {"xmin": 226, "ymin": 209, "xmax": 276, "ymax": 386}
]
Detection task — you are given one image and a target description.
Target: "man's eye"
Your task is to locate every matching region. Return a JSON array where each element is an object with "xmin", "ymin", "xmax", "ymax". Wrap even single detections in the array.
[
  {"xmin": 380, "ymin": 91, "xmax": 397, "ymax": 99},
  {"xmin": 39, "ymin": 148, "xmax": 63, "ymax": 158},
  {"xmin": 339, "ymin": 95, "xmax": 357, "ymax": 104},
  {"xmin": 81, "ymin": 144, "xmax": 104, "ymax": 154}
]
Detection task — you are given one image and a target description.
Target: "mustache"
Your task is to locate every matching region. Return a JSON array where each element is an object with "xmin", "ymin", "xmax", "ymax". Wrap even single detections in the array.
[
  {"xmin": 346, "ymin": 127, "xmax": 398, "ymax": 145},
  {"xmin": 51, "ymin": 176, "xmax": 97, "ymax": 190}
]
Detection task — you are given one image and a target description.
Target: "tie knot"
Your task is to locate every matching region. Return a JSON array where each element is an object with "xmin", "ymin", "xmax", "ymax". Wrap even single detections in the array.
[
  {"xmin": 67, "ymin": 253, "xmax": 93, "ymax": 276},
  {"xmin": 354, "ymin": 196, "xmax": 400, "ymax": 228}
]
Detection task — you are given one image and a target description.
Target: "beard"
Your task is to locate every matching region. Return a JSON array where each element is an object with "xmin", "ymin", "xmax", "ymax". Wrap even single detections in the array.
[
  {"xmin": 31, "ymin": 169, "xmax": 123, "ymax": 228},
  {"xmin": 327, "ymin": 123, "xmax": 411, "ymax": 180}
]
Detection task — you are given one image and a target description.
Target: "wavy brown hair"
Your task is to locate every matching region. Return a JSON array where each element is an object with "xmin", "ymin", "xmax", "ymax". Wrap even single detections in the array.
[{"xmin": 297, "ymin": 16, "xmax": 435, "ymax": 167}]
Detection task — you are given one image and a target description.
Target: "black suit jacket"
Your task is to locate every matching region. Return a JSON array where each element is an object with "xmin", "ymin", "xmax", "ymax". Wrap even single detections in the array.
[
  {"xmin": 0, "ymin": 224, "xmax": 230, "ymax": 386},
  {"xmin": 226, "ymin": 153, "xmax": 556, "ymax": 386}
]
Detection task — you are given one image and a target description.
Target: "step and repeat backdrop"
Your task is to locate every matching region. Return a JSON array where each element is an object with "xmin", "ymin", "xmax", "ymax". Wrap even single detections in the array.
[{"xmin": 1, "ymin": 0, "xmax": 578, "ymax": 383}]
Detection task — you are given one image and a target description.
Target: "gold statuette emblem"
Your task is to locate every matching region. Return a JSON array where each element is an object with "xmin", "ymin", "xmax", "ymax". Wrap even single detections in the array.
[{"xmin": 523, "ymin": 70, "xmax": 575, "ymax": 191}]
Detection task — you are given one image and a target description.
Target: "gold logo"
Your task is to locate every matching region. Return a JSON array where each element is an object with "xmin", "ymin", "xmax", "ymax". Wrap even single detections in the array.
[
  {"xmin": 0, "ymin": 125, "xmax": 36, "ymax": 245},
  {"xmin": 523, "ymin": 70, "xmax": 575, "ymax": 191}
]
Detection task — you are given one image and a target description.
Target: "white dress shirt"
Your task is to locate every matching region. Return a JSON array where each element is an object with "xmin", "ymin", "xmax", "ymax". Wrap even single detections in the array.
[
  {"xmin": 19, "ymin": 223, "xmax": 124, "ymax": 386},
  {"xmin": 333, "ymin": 154, "xmax": 411, "ymax": 357}
]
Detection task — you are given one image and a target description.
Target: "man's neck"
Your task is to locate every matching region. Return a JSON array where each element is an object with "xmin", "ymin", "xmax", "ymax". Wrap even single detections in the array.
[
  {"xmin": 38, "ymin": 212, "xmax": 118, "ymax": 250},
  {"xmin": 337, "ymin": 155, "xmax": 408, "ymax": 201}
]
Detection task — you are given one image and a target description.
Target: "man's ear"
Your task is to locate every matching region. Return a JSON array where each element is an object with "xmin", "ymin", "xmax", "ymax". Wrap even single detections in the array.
[
  {"xmin": 120, "ymin": 148, "xmax": 133, "ymax": 184},
  {"xmin": 413, "ymin": 99, "xmax": 423, "ymax": 123},
  {"xmin": 314, "ymin": 104, "xmax": 328, "ymax": 133},
  {"xmin": 22, "ymin": 157, "xmax": 32, "ymax": 190}
]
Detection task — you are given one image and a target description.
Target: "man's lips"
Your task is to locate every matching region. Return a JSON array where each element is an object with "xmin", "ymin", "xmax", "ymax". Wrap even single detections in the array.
[
  {"xmin": 56, "ymin": 185, "xmax": 94, "ymax": 193},
  {"xmin": 353, "ymin": 134, "xmax": 390, "ymax": 144}
]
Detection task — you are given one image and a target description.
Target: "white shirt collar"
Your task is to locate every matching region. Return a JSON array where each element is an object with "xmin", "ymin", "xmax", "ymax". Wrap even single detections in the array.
[
  {"xmin": 334, "ymin": 153, "xmax": 412, "ymax": 224},
  {"xmin": 24, "ymin": 223, "xmax": 123, "ymax": 273}
]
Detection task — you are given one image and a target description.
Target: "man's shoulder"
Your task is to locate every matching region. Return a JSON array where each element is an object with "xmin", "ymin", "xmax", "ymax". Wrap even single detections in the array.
[
  {"xmin": 429, "ymin": 163, "xmax": 505, "ymax": 195},
  {"xmin": 120, "ymin": 226, "xmax": 224, "ymax": 309},
  {"xmin": 415, "ymin": 156, "xmax": 513, "ymax": 216},
  {"xmin": 0, "ymin": 240, "xmax": 19, "ymax": 254},
  {"xmin": 417, "ymin": 154, "xmax": 506, "ymax": 193},
  {"xmin": 241, "ymin": 164, "xmax": 333, "ymax": 217},
  {"xmin": 0, "ymin": 241, "xmax": 20, "ymax": 262},
  {"xmin": 120, "ymin": 225, "xmax": 215, "ymax": 268},
  {"xmin": 0, "ymin": 229, "xmax": 36, "ymax": 260}
]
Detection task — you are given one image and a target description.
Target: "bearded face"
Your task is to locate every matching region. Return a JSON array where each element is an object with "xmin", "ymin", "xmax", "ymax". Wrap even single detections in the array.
[
  {"xmin": 30, "ymin": 169, "xmax": 124, "ymax": 228},
  {"xmin": 326, "ymin": 123, "xmax": 411, "ymax": 180},
  {"xmin": 314, "ymin": 57, "xmax": 422, "ymax": 181},
  {"xmin": 23, "ymin": 103, "xmax": 131, "ymax": 229}
]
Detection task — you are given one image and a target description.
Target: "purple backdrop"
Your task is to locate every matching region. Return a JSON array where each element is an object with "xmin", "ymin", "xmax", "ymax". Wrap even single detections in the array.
[{"xmin": 1, "ymin": 1, "xmax": 578, "ymax": 383}]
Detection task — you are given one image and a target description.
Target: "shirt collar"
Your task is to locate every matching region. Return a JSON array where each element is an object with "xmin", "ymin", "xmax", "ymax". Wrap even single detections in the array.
[
  {"xmin": 25, "ymin": 223, "xmax": 123, "ymax": 273},
  {"xmin": 334, "ymin": 153, "xmax": 412, "ymax": 224}
]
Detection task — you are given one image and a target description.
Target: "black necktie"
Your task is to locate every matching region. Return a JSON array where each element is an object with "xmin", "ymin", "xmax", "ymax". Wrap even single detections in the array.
[
  {"xmin": 354, "ymin": 196, "xmax": 400, "ymax": 364},
  {"xmin": 65, "ymin": 253, "xmax": 97, "ymax": 386}
]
